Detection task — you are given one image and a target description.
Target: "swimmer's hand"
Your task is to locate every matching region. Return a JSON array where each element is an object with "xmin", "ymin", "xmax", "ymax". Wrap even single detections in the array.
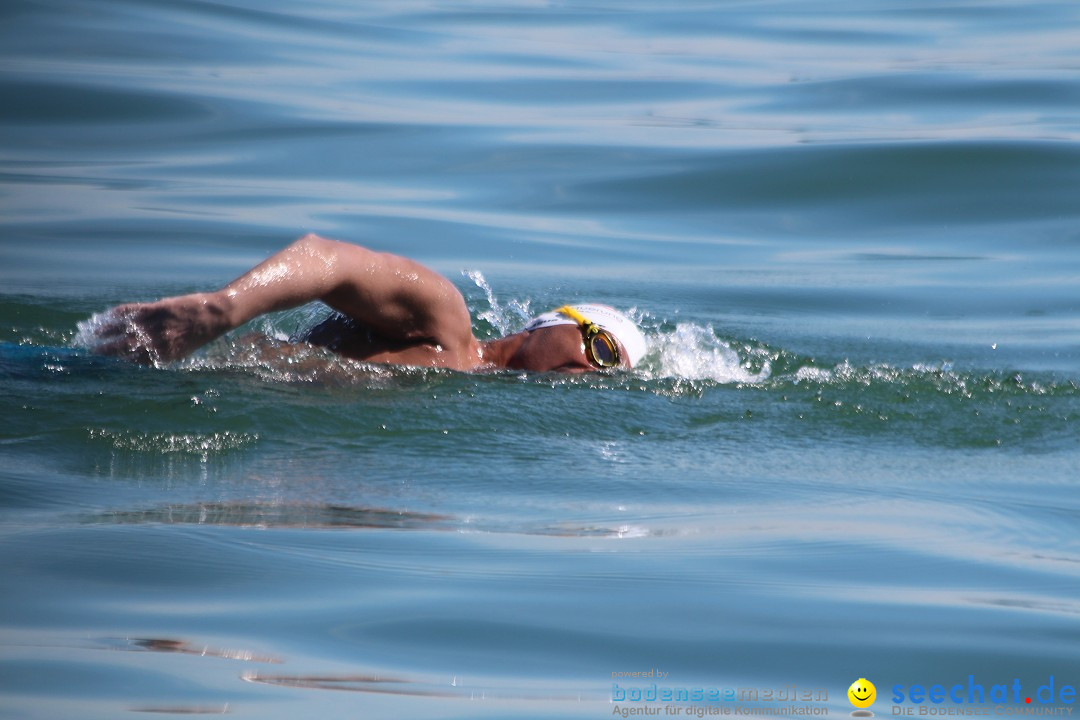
[{"xmin": 88, "ymin": 292, "xmax": 234, "ymax": 364}]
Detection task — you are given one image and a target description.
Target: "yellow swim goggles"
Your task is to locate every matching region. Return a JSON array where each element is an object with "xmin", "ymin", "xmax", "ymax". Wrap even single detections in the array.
[{"xmin": 556, "ymin": 305, "xmax": 621, "ymax": 369}]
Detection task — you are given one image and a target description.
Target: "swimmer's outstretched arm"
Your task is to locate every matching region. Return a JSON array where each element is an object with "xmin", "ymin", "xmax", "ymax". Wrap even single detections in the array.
[{"xmin": 95, "ymin": 234, "xmax": 475, "ymax": 364}]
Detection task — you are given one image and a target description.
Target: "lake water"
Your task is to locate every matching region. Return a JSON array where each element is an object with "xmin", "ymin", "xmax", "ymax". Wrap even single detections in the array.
[{"xmin": 2, "ymin": 1, "xmax": 1080, "ymax": 718}]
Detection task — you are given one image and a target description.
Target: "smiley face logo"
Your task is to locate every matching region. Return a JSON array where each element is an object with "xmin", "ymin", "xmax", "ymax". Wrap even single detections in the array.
[{"xmin": 848, "ymin": 678, "xmax": 876, "ymax": 709}]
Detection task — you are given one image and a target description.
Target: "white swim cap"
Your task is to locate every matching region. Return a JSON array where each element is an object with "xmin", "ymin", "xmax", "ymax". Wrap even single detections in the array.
[{"xmin": 523, "ymin": 304, "xmax": 648, "ymax": 367}]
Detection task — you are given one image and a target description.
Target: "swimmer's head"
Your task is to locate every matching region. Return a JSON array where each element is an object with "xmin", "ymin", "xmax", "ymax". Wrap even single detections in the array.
[{"xmin": 522, "ymin": 304, "xmax": 647, "ymax": 369}]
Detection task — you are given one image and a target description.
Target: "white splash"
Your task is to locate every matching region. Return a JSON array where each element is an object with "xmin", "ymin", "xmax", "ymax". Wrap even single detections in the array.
[
  {"xmin": 646, "ymin": 322, "xmax": 770, "ymax": 384},
  {"xmin": 73, "ymin": 310, "xmax": 114, "ymax": 352},
  {"xmin": 73, "ymin": 307, "xmax": 162, "ymax": 364},
  {"xmin": 464, "ymin": 270, "xmax": 533, "ymax": 336}
]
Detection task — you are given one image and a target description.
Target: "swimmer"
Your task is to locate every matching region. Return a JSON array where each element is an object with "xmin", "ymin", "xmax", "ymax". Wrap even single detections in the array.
[{"xmin": 91, "ymin": 234, "xmax": 646, "ymax": 373}]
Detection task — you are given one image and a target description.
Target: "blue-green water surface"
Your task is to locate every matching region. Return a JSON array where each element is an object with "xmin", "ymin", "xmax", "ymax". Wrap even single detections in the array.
[{"xmin": 2, "ymin": 2, "xmax": 1080, "ymax": 718}]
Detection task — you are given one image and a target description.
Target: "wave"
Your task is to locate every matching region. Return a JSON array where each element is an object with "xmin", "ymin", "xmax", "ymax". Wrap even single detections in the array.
[
  {"xmin": 5, "ymin": 280, "xmax": 1068, "ymax": 436},
  {"xmin": 42, "ymin": 284, "xmax": 1080, "ymax": 404}
]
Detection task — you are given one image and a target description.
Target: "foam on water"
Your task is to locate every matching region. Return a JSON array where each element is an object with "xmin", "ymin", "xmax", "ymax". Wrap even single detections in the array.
[
  {"xmin": 87, "ymin": 428, "xmax": 259, "ymax": 457},
  {"xmin": 783, "ymin": 358, "xmax": 1078, "ymax": 399},
  {"xmin": 644, "ymin": 321, "xmax": 771, "ymax": 384}
]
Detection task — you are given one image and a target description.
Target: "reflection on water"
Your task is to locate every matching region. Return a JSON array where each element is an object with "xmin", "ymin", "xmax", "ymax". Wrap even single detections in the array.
[
  {"xmin": 242, "ymin": 670, "xmax": 600, "ymax": 702},
  {"xmin": 83, "ymin": 501, "xmax": 651, "ymax": 539},
  {"xmin": 100, "ymin": 637, "xmax": 281, "ymax": 664},
  {"xmin": 129, "ymin": 706, "xmax": 231, "ymax": 715},
  {"xmin": 87, "ymin": 502, "xmax": 451, "ymax": 531}
]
